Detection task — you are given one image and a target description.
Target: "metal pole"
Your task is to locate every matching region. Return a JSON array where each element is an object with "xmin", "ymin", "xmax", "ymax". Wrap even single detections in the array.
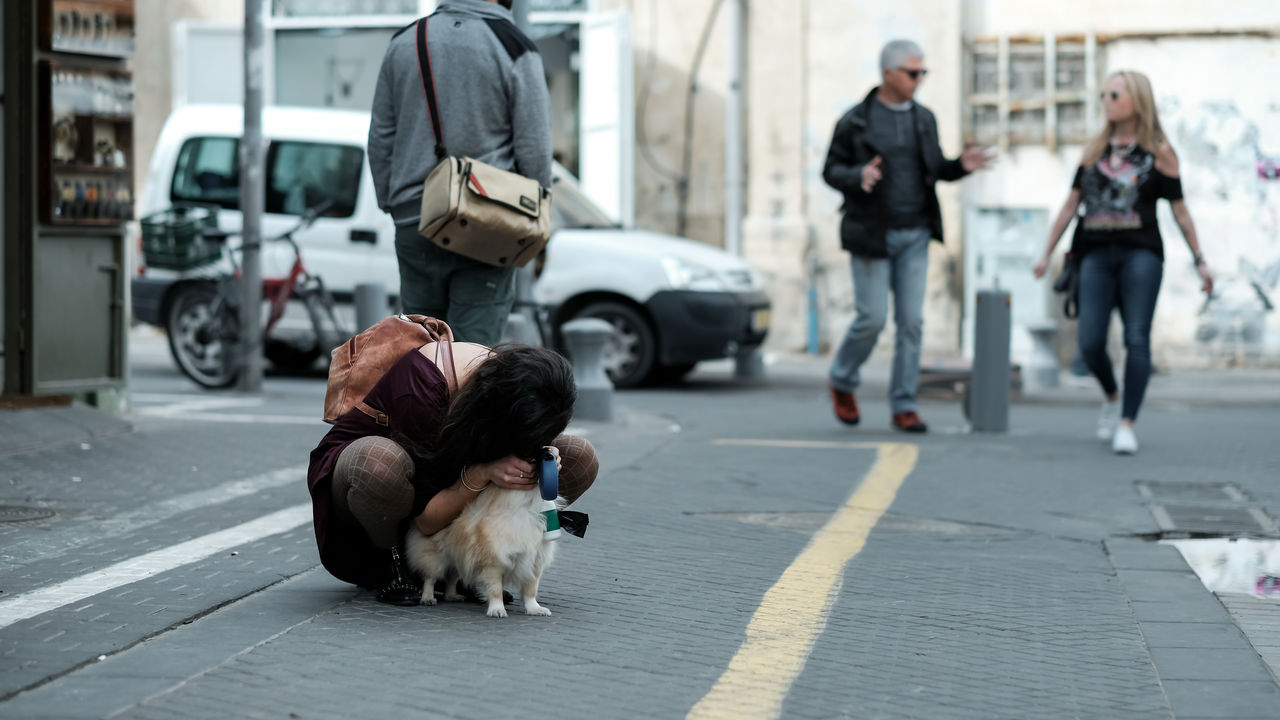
[
  {"xmin": 238, "ymin": 0, "xmax": 265, "ymax": 392},
  {"xmin": 724, "ymin": 0, "xmax": 745, "ymax": 256},
  {"xmin": 509, "ymin": 0, "xmax": 541, "ymax": 345}
]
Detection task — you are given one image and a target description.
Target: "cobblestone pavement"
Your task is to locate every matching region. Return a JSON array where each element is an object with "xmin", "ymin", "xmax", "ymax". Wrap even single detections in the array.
[{"xmin": 1, "ymin": 351, "xmax": 1279, "ymax": 718}]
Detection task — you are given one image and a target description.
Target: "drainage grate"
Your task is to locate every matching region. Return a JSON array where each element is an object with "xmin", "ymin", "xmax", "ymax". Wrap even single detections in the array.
[
  {"xmin": 1152, "ymin": 505, "xmax": 1278, "ymax": 535},
  {"xmin": 1135, "ymin": 481, "xmax": 1278, "ymax": 537},
  {"xmin": 1135, "ymin": 481, "xmax": 1248, "ymax": 503},
  {"xmin": 0, "ymin": 505, "xmax": 56, "ymax": 523}
]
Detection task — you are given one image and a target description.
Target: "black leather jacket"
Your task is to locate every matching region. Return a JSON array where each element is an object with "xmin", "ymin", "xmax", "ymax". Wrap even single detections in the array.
[{"xmin": 822, "ymin": 87, "xmax": 969, "ymax": 257}]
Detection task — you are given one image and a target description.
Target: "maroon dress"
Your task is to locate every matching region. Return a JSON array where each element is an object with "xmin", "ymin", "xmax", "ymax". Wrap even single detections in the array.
[{"xmin": 307, "ymin": 348, "xmax": 450, "ymax": 587}]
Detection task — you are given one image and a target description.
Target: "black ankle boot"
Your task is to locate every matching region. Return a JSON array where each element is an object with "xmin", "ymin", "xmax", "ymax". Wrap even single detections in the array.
[{"xmin": 374, "ymin": 547, "xmax": 421, "ymax": 606}]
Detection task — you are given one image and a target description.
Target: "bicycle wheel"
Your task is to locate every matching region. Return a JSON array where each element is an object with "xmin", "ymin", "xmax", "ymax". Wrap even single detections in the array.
[{"xmin": 166, "ymin": 282, "xmax": 242, "ymax": 388}]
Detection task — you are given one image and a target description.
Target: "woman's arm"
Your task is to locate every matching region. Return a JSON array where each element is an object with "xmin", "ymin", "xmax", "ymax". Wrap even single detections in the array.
[
  {"xmin": 1157, "ymin": 143, "xmax": 1215, "ymax": 295},
  {"xmin": 413, "ymin": 455, "xmax": 539, "ymax": 536},
  {"xmin": 1170, "ymin": 199, "xmax": 1214, "ymax": 294},
  {"xmin": 1033, "ymin": 188, "xmax": 1082, "ymax": 279}
]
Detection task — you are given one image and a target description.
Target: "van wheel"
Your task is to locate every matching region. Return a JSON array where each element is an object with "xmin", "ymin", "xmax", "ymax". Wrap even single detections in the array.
[
  {"xmin": 652, "ymin": 362, "xmax": 697, "ymax": 384},
  {"xmin": 569, "ymin": 301, "xmax": 655, "ymax": 389}
]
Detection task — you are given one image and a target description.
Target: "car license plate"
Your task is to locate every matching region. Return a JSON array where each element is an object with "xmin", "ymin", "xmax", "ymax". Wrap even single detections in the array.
[{"xmin": 751, "ymin": 308, "xmax": 771, "ymax": 331}]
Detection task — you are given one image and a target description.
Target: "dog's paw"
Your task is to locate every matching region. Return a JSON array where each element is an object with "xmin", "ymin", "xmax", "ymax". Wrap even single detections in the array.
[
  {"xmin": 486, "ymin": 604, "xmax": 509, "ymax": 618},
  {"xmin": 524, "ymin": 602, "xmax": 552, "ymax": 617},
  {"xmin": 421, "ymin": 596, "xmax": 437, "ymax": 606},
  {"xmin": 443, "ymin": 592, "xmax": 465, "ymax": 603}
]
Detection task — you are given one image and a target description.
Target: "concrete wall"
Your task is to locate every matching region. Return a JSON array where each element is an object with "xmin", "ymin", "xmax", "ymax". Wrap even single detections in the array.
[
  {"xmin": 134, "ymin": 0, "xmax": 244, "ymax": 203},
  {"xmin": 962, "ymin": 0, "xmax": 1280, "ymax": 37},
  {"xmin": 599, "ymin": 0, "xmax": 730, "ymax": 247}
]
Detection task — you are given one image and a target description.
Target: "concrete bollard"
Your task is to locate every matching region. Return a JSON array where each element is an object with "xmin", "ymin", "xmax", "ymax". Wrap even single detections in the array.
[
  {"xmin": 561, "ymin": 317, "xmax": 614, "ymax": 422},
  {"xmin": 501, "ymin": 312, "xmax": 538, "ymax": 346},
  {"xmin": 734, "ymin": 345, "xmax": 766, "ymax": 380},
  {"xmin": 969, "ymin": 290, "xmax": 1011, "ymax": 432},
  {"xmin": 1023, "ymin": 322, "xmax": 1061, "ymax": 392},
  {"xmin": 354, "ymin": 283, "xmax": 388, "ymax": 333}
]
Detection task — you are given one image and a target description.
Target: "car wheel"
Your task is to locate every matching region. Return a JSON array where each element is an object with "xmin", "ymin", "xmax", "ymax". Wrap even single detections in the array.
[
  {"xmin": 570, "ymin": 301, "xmax": 656, "ymax": 389},
  {"xmin": 166, "ymin": 282, "xmax": 241, "ymax": 389}
]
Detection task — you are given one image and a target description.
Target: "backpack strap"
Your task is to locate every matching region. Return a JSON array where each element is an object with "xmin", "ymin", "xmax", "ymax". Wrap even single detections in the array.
[
  {"xmin": 435, "ymin": 340, "xmax": 459, "ymax": 395},
  {"xmin": 354, "ymin": 400, "xmax": 389, "ymax": 427}
]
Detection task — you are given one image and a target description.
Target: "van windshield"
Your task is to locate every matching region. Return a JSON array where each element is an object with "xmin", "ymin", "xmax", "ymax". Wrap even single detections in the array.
[
  {"xmin": 550, "ymin": 170, "xmax": 619, "ymax": 230},
  {"xmin": 170, "ymin": 136, "xmax": 362, "ymax": 218}
]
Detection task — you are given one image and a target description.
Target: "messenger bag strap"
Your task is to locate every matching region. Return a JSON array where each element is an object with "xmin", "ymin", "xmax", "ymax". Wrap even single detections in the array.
[{"xmin": 415, "ymin": 17, "xmax": 448, "ymax": 163}]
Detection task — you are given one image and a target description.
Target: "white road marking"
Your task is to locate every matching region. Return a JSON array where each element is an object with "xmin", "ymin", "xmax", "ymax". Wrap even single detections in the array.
[
  {"xmin": 0, "ymin": 504, "xmax": 312, "ymax": 630},
  {"xmin": 0, "ymin": 465, "xmax": 307, "ymax": 572}
]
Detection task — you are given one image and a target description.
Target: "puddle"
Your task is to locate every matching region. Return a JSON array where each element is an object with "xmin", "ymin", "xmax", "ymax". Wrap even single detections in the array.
[{"xmin": 1163, "ymin": 537, "xmax": 1280, "ymax": 598}]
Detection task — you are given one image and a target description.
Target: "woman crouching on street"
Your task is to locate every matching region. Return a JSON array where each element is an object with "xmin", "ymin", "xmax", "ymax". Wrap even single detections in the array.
[
  {"xmin": 307, "ymin": 342, "xmax": 599, "ymax": 604},
  {"xmin": 1033, "ymin": 70, "xmax": 1214, "ymax": 455}
]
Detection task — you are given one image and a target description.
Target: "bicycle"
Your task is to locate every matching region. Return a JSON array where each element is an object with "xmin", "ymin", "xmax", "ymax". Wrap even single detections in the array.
[{"xmin": 160, "ymin": 203, "xmax": 352, "ymax": 388}]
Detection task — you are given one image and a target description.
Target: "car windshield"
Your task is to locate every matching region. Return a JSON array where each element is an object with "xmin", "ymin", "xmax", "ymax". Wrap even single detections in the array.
[{"xmin": 550, "ymin": 168, "xmax": 619, "ymax": 230}]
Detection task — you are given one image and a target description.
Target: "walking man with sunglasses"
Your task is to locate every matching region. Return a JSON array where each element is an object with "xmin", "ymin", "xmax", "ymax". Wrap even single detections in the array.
[{"xmin": 823, "ymin": 39, "xmax": 993, "ymax": 433}]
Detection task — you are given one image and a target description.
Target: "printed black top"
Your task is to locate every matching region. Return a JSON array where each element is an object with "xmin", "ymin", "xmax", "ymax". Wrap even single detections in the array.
[{"xmin": 1072, "ymin": 144, "xmax": 1183, "ymax": 260}]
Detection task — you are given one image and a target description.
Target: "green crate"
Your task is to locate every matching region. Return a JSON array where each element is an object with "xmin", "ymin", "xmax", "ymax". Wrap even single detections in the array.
[{"xmin": 140, "ymin": 205, "xmax": 222, "ymax": 271}]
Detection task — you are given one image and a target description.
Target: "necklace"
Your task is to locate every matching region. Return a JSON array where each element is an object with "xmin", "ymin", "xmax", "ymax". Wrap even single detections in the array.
[{"xmin": 1108, "ymin": 138, "xmax": 1137, "ymax": 169}]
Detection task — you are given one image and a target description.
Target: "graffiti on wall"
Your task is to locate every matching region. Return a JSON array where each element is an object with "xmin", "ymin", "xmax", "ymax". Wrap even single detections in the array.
[{"xmin": 1164, "ymin": 98, "xmax": 1280, "ymax": 361}]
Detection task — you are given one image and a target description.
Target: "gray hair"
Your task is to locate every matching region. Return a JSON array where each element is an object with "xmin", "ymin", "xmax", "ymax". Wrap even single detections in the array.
[{"xmin": 880, "ymin": 40, "xmax": 924, "ymax": 71}]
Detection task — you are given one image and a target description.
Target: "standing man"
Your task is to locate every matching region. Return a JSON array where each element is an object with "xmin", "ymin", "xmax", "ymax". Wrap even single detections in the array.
[
  {"xmin": 822, "ymin": 39, "xmax": 992, "ymax": 433},
  {"xmin": 368, "ymin": 0, "xmax": 552, "ymax": 345}
]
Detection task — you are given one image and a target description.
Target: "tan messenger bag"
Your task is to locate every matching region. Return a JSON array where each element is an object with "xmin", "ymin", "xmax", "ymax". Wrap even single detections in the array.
[{"xmin": 413, "ymin": 16, "xmax": 551, "ymax": 268}]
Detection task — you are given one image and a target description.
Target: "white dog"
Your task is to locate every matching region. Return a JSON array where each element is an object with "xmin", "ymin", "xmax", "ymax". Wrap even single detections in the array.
[{"xmin": 404, "ymin": 487, "xmax": 558, "ymax": 617}]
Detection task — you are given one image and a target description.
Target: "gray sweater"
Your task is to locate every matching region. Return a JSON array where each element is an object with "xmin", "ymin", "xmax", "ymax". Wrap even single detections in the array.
[{"xmin": 368, "ymin": 0, "xmax": 553, "ymax": 226}]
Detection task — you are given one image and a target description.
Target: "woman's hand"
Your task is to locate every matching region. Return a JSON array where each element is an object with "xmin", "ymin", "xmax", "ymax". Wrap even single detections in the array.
[
  {"xmin": 470, "ymin": 455, "xmax": 538, "ymax": 491},
  {"xmin": 1032, "ymin": 255, "xmax": 1050, "ymax": 279},
  {"xmin": 1197, "ymin": 262, "xmax": 1215, "ymax": 296}
]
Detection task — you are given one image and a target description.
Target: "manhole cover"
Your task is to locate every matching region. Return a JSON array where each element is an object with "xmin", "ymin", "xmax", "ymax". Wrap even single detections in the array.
[{"xmin": 0, "ymin": 506, "xmax": 56, "ymax": 523}]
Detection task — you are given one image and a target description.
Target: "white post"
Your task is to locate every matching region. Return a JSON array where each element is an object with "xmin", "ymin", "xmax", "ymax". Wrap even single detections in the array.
[{"xmin": 724, "ymin": 0, "xmax": 745, "ymax": 256}]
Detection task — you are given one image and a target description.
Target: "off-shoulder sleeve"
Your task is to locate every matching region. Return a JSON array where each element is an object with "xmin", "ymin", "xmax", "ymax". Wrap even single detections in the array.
[{"xmin": 1155, "ymin": 170, "xmax": 1184, "ymax": 201}]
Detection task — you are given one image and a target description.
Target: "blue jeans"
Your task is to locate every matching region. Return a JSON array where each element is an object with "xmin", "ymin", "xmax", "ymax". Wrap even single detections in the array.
[
  {"xmin": 393, "ymin": 223, "xmax": 516, "ymax": 345},
  {"xmin": 829, "ymin": 227, "xmax": 931, "ymax": 414},
  {"xmin": 1077, "ymin": 246, "xmax": 1163, "ymax": 421}
]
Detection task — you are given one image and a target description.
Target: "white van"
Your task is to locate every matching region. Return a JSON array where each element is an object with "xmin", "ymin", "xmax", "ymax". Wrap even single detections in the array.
[{"xmin": 132, "ymin": 104, "xmax": 771, "ymax": 387}]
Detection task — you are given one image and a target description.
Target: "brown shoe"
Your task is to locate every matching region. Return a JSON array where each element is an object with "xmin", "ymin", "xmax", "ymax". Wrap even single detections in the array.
[
  {"xmin": 831, "ymin": 387, "xmax": 860, "ymax": 425},
  {"xmin": 892, "ymin": 411, "xmax": 928, "ymax": 433}
]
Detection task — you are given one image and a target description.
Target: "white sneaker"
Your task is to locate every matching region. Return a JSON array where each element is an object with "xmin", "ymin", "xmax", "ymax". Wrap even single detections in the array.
[
  {"xmin": 1112, "ymin": 424, "xmax": 1138, "ymax": 455},
  {"xmin": 1097, "ymin": 399, "xmax": 1121, "ymax": 441}
]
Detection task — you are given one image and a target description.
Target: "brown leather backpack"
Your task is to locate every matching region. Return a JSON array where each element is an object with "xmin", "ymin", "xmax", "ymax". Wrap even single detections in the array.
[{"xmin": 323, "ymin": 314, "xmax": 454, "ymax": 424}]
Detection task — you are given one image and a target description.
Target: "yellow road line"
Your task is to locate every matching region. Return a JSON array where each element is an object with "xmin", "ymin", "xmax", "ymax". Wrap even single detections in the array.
[{"xmin": 687, "ymin": 441, "xmax": 919, "ymax": 720}]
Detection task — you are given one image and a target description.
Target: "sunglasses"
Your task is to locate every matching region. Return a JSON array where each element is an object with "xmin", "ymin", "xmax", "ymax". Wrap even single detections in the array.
[
  {"xmin": 897, "ymin": 68, "xmax": 928, "ymax": 80},
  {"xmin": 1100, "ymin": 90, "xmax": 1122, "ymax": 101}
]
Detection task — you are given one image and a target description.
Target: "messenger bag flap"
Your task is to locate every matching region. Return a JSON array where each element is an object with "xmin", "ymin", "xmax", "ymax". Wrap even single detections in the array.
[{"xmin": 463, "ymin": 159, "xmax": 544, "ymax": 219}]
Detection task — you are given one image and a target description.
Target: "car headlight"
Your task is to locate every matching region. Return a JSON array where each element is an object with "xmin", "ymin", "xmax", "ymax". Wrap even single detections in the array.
[{"xmin": 662, "ymin": 257, "xmax": 726, "ymax": 291}]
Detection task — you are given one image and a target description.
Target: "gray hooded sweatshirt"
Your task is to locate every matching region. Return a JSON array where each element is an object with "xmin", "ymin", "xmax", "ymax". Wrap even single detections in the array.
[{"xmin": 368, "ymin": 0, "xmax": 553, "ymax": 226}]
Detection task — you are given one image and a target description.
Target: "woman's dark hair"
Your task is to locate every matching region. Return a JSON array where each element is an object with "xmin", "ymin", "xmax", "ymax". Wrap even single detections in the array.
[{"xmin": 429, "ymin": 345, "xmax": 575, "ymax": 489}]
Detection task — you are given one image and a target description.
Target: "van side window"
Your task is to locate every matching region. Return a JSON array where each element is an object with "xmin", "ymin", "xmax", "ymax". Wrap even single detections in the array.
[
  {"xmin": 267, "ymin": 142, "xmax": 362, "ymax": 218},
  {"xmin": 170, "ymin": 137, "xmax": 363, "ymax": 218}
]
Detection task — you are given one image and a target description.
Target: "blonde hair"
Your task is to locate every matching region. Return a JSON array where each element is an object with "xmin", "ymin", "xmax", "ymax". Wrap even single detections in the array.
[{"xmin": 1081, "ymin": 70, "xmax": 1167, "ymax": 167}]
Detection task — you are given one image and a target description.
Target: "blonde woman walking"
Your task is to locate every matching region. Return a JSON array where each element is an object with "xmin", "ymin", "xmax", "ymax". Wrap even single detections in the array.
[{"xmin": 1033, "ymin": 70, "xmax": 1214, "ymax": 455}]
